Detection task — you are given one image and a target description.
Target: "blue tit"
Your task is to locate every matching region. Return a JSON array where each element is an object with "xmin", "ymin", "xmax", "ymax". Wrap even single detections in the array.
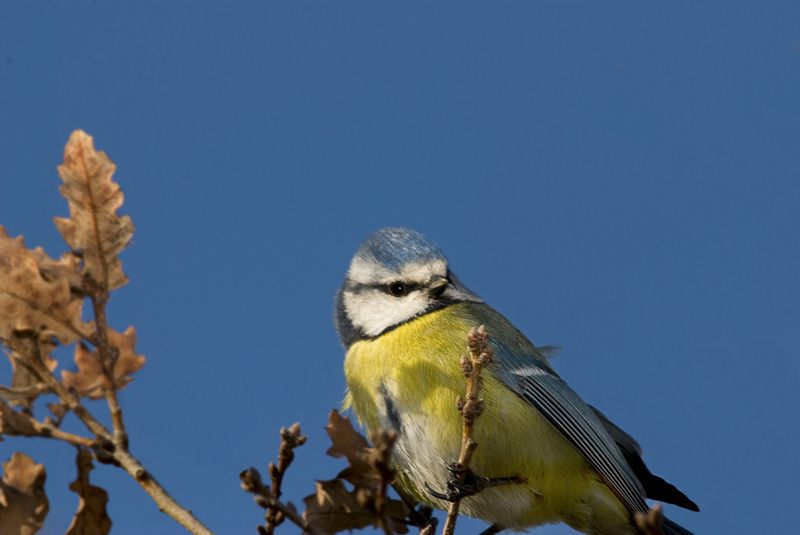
[{"xmin": 334, "ymin": 228, "xmax": 699, "ymax": 535}]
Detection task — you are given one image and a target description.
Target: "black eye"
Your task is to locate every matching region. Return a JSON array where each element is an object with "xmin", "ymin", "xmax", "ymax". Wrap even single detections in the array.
[{"xmin": 389, "ymin": 282, "xmax": 406, "ymax": 297}]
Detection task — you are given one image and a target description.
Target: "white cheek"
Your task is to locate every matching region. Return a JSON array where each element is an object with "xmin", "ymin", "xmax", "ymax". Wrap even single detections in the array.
[{"xmin": 344, "ymin": 289, "xmax": 429, "ymax": 337}]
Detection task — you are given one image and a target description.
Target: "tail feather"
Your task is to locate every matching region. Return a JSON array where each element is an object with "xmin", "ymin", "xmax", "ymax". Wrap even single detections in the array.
[
  {"xmin": 589, "ymin": 405, "xmax": 700, "ymax": 512},
  {"xmin": 661, "ymin": 516, "xmax": 696, "ymax": 535}
]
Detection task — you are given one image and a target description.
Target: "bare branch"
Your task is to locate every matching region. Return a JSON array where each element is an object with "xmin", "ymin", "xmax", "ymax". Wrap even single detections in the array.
[
  {"xmin": 441, "ymin": 326, "xmax": 493, "ymax": 535},
  {"xmin": 0, "ymin": 399, "xmax": 95, "ymax": 448},
  {"xmin": 113, "ymin": 449, "xmax": 213, "ymax": 535},
  {"xmin": 265, "ymin": 423, "xmax": 308, "ymax": 534},
  {"xmin": 241, "ymin": 468, "xmax": 329, "ymax": 535}
]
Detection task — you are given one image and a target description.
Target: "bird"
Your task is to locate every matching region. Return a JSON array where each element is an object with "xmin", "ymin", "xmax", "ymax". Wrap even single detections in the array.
[{"xmin": 335, "ymin": 227, "xmax": 699, "ymax": 535}]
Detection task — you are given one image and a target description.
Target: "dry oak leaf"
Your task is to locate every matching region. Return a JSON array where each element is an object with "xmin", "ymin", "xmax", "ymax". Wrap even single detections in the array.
[
  {"xmin": 303, "ymin": 479, "xmax": 409, "ymax": 535},
  {"xmin": 61, "ymin": 326, "xmax": 145, "ymax": 400},
  {"xmin": 0, "ymin": 386, "xmax": 51, "ymax": 408},
  {"xmin": 326, "ymin": 410, "xmax": 382, "ymax": 489},
  {"xmin": 65, "ymin": 449, "xmax": 111, "ymax": 535},
  {"xmin": 54, "ymin": 130, "xmax": 134, "ymax": 291},
  {"xmin": 28, "ymin": 248, "xmax": 83, "ymax": 296},
  {"xmin": 47, "ymin": 402, "xmax": 68, "ymax": 421},
  {"xmin": 0, "ymin": 452, "xmax": 49, "ymax": 535},
  {"xmin": 4, "ymin": 343, "xmax": 58, "ymax": 408},
  {"xmin": 0, "ymin": 400, "xmax": 40, "ymax": 439},
  {"xmin": 0, "ymin": 227, "xmax": 90, "ymax": 345}
]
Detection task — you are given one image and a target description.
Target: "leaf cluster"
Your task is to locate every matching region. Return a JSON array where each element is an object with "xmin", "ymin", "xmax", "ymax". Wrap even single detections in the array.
[{"xmin": 0, "ymin": 131, "xmax": 191, "ymax": 535}]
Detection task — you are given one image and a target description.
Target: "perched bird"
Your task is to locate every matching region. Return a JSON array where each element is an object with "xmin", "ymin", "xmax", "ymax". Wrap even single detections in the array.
[{"xmin": 335, "ymin": 228, "xmax": 699, "ymax": 535}]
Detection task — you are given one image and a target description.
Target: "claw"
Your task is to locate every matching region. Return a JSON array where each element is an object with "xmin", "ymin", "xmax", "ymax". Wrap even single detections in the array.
[
  {"xmin": 424, "ymin": 464, "xmax": 527, "ymax": 502},
  {"xmin": 423, "ymin": 481, "xmax": 454, "ymax": 501}
]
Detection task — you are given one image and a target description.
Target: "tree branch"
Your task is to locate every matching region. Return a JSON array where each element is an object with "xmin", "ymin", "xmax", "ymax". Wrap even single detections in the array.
[
  {"xmin": 241, "ymin": 468, "xmax": 329, "ymax": 535},
  {"xmin": 4, "ymin": 334, "xmax": 215, "ymax": 535},
  {"xmin": 84, "ymin": 275, "xmax": 128, "ymax": 447},
  {"xmin": 265, "ymin": 423, "xmax": 308, "ymax": 535},
  {"xmin": 0, "ymin": 399, "xmax": 95, "ymax": 448},
  {"xmin": 442, "ymin": 326, "xmax": 493, "ymax": 535}
]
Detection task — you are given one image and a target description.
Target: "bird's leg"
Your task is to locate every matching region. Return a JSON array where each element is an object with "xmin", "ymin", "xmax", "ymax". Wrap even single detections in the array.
[{"xmin": 425, "ymin": 463, "xmax": 526, "ymax": 502}]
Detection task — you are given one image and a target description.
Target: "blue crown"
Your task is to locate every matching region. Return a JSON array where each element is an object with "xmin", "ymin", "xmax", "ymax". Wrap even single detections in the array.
[{"xmin": 356, "ymin": 228, "xmax": 445, "ymax": 270}]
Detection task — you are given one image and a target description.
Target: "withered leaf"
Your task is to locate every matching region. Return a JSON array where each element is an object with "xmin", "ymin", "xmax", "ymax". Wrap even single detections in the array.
[
  {"xmin": 0, "ymin": 385, "xmax": 50, "ymax": 407},
  {"xmin": 5, "ymin": 345, "xmax": 57, "ymax": 408},
  {"xmin": 325, "ymin": 410, "xmax": 381, "ymax": 489},
  {"xmin": 0, "ymin": 452, "xmax": 49, "ymax": 535},
  {"xmin": 53, "ymin": 130, "xmax": 134, "ymax": 291},
  {"xmin": 0, "ymin": 226, "xmax": 90, "ymax": 346},
  {"xmin": 0, "ymin": 400, "xmax": 39, "ymax": 438},
  {"xmin": 47, "ymin": 402, "xmax": 68, "ymax": 421},
  {"xmin": 65, "ymin": 449, "xmax": 111, "ymax": 535},
  {"xmin": 303, "ymin": 479, "xmax": 409, "ymax": 535},
  {"xmin": 28, "ymin": 248, "xmax": 83, "ymax": 295},
  {"xmin": 62, "ymin": 327, "xmax": 145, "ymax": 400}
]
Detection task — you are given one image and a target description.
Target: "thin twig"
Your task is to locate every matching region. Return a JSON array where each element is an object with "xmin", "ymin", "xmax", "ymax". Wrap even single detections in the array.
[
  {"xmin": 442, "ymin": 326, "xmax": 493, "ymax": 535},
  {"xmin": 0, "ymin": 399, "xmax": 95, "ymax": 448},
  {"xmin": 265, "ymin": 423, "xmax": 308, "ymax": 535},
  {"xmin": 241, "ymin": 468, "xmax": 329, "ymax": 535},
  {"xmin": 6, "ymin": 335, "xmax": 111, "ymax": 440},
  {"xmin": 84, "ymin": 276, "xmax": 128, "ymax": 447},
  {"xmin": 114, "ymin": 448, "xmax": 213, "ymax": 535}
]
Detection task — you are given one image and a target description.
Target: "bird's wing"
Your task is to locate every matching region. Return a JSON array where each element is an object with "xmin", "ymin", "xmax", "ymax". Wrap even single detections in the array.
[
  {"xmin": 589, "ymin": 404, "xmax": 643, "ymax": 457},
  {"xmin": 491, "ymin": 342, "xmax": 649, "ymax": 515},
  {"xmin": 590, "ymin": 405, "xmax": 700, "ymax": 512}
]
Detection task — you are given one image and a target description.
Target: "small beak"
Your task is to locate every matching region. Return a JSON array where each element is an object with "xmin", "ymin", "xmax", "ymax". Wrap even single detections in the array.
[{"xmin": 428, "ymin": 275, "xmax": 448, "ymax": 297}]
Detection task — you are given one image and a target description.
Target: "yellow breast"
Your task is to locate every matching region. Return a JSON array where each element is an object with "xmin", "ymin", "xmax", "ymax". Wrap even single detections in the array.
[{"xmin": 343, "ymin": 302, "xmax": 630, "ymax": 531}]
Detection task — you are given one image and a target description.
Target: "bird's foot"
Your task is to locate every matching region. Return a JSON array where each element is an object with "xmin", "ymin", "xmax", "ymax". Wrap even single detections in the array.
[{"xmin": 424, "ymin": 463, "xmax": 526, "ymax": 502}]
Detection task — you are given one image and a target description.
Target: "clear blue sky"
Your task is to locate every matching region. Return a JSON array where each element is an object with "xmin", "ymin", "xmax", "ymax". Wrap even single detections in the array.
[{"xmin": 1, "ymin": 3, "xmax": 798, "ymax": 535}]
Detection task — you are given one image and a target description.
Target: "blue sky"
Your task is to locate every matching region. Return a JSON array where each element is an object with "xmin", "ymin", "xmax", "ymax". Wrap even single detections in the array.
[{"xmin": 1, "ymin": 3, "xmax": 799, "ymax": 535}]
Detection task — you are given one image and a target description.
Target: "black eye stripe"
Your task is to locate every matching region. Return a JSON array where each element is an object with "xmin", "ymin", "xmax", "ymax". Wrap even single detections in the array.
[
  {"xmin": 346, "ymin": 281, "xmax": 424, "ymax": 296},
  {"xmin": 389, "ymin": 281, "xmax": 411, "ymax": 296}
]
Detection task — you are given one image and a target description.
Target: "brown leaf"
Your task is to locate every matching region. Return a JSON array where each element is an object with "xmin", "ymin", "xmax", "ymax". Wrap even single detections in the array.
[
  {"xmin": 0, "ymin": 452, "xmax": 49, "ymax": 535},
  {"xmin": 47, "ymin": 402, "xmax": 68, "ymax": 421},
  {"xmin": 0, "ymin": 400, "xmax": 39, "ymax": 438},
  {"xmin": 5, "ymin": 345, "xmax": 58, "ymax": 408},
  {"xmin": 53, "ymin": 130, "xmax": 135, "ymax": 291},
  {"xmin": 0, "ymin": 226, "xmax": 90, "ymax": 345},
  {"xmin": 28, "ymin": 248, "xmax": 83, "ymax": 295},
  {"xmin": 325, "ymin": 410, "xmax": 381, "ymax": 489},
  {"xmin": 65, "ymin": 449, "xmax": 111, "ymax": 535},
  {"xmin": 61, "ymin": 327, "xmax": 145, "ymax": 400},
  {"xmin": 0, "ymin": 385, "xmax": 49, "ymax": 407},
  {"xmin": 303, "ymin": 479, "xmax": 410, "ymax": 535},
  {"xmin": 385, "ymin": 499, "xmax": 411, "ymax": 534}
]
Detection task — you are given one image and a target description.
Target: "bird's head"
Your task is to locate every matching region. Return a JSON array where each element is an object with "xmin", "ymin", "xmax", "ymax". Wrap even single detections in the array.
[{"xmin": 335, "ymin": 227, "xmax": 481, "ymax": 347}]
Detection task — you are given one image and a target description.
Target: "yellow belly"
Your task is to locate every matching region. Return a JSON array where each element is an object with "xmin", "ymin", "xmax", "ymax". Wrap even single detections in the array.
[{"xmin": 343, "ymin": 303, "xmax": 633, "ymax": 533}]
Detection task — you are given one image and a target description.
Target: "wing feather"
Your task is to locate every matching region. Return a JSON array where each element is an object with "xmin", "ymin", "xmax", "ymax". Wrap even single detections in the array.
[
  {"xmin": 490, "ymin": 341, "xmax": 648, "ymax": 515},
  {"xmin": 520, "ymin": 374, "xmax": 648, "ymax": 514}
]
